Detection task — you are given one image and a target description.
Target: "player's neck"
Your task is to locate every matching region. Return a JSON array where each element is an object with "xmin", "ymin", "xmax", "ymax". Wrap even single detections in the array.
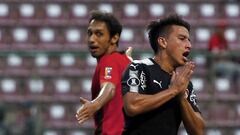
[
  {"xmin": 106, "ymin": 44, "xmax": 117, "ymax": 54},
  {"xmin": 154, "ymin": 54, "xmax": 174, "ymax": 75},
  {"xmin": 97, "ymin": 45, "xmax": 118, "ymax": 62}
]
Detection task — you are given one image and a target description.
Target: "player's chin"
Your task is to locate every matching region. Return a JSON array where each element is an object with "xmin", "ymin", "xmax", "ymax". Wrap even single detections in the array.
[
  {"xmin": 90, "ymin": 52, "xmax": 99, "ymax": 58},
  {"xmin": 178, "ymin": 59, "xmax": 187, "ymax": 66}
]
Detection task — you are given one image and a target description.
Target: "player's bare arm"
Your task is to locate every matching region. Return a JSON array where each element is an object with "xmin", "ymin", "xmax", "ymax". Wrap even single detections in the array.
[
  {"xmin": 175, "ymin": 62, "xmax": 205, "ymax": 135},
  {"xmin": 179, "ymin": 97, "xmax": 205, "ymax": 135},
  {"xmin": 124, "ymin": 87, "xmax": 179, "ymax": 117},
  {"xmin": 76, "ymin": 82, "xmax": 116, "ymax": 124}
]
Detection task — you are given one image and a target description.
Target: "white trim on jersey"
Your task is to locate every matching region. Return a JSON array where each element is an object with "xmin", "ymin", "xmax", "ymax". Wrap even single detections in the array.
[{"xmin": 133, "ymin": 58, "xmax": 154, "ymax": 65}]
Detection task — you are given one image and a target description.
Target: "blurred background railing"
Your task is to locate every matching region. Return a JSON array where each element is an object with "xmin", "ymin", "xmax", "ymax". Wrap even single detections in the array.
[{"xmin": 0, "ymin": 0, "xmax": 240, "ymax": 135}]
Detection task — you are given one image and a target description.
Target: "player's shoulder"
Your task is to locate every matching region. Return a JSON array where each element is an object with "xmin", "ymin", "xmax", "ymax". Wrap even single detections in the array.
[
  {"xmin": 128, "ymin": 58, "xmax": 154, "ymax": 70},
  {"xmin": 132, "ymin": 58, "xmax": 154, "ymax": 66},
  {"xmin": 100, "ymin": 52, "xmax": 128, "ymax": 64},
  {"xmin": 99, "ymin": 53, "xmax": 115, "ymax": 62},
  {"xmin": 103, "ymin": 52, "xmax": 125, "ymax": 60}
]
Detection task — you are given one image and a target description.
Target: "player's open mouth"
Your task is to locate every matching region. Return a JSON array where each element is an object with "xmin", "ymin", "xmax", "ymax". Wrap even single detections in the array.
[
  {"xmin": 182, "ymin": 51, "xmax": 190, "ymax": 61},
  {"xmin": 89, "ymin": 46, "xmax": 99, "ymax": 52}
]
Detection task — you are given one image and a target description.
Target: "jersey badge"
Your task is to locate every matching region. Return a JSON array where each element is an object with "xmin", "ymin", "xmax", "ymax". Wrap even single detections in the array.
[
  {"xmin": 190, "ymin": 89, "xmax": 197, "ymax": 105},
  {"xmin": 127, "ymin": 77, "xmax": 140, "ymax": 87},
  {"xmin": 104, "ymin": 67, "xmax": 112, "ymax": 79}
]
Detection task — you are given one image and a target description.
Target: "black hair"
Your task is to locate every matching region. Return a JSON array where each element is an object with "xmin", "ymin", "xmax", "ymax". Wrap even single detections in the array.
[
  {"xmin": 147, "ymin": 14, "xmax": 190, "ymax": 54},
  {"xmin": 89, "ymin": 10, "xmax": 122, "ymax": 46}
]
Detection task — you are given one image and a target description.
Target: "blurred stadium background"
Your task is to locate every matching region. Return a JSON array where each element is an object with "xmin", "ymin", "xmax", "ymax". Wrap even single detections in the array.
[{"xmin": 0, "ymin": 0, "xmax": 239, "ymax": 135}]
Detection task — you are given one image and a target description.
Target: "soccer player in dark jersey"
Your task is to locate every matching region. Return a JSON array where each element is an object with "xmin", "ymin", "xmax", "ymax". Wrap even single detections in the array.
[
  {"xmin": 121, "ymin": 14, "xmax": 205, "ymax": 135},
  {"xmin": 75, "ymin": 10, "xmax": 131, "ymax": 135}
]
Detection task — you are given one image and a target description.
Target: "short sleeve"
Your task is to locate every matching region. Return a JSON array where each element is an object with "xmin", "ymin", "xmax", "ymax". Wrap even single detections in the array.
[
  {"xmin": 99, "ymin": 56, "xmax": 120, "ymax": 86},
  {"xmin": 122, "ymin": 62, "xmax": 146, "ymax": 95},
  {"xmin": 187, "ymin": 82, "xmax": 201, "ymax": 113}
]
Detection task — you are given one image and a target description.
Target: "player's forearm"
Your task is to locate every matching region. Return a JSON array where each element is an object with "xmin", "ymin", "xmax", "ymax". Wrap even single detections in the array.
[
  {"xmin": 124, "ymin": 87, "xmax": 179, "ymax": 116},
  {"xmin": 180, "ymin": 98, "xmax": 205, "ymax": 135},
  {"xmin": 92, "ymin": 82, "xmax": 116, "ymax": 111}
]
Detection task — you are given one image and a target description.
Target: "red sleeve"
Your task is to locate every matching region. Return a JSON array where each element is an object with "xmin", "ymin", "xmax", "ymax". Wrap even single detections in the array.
[{"xmin": 98, "ymin": 56, "xmax": 120, "ymax": 86}]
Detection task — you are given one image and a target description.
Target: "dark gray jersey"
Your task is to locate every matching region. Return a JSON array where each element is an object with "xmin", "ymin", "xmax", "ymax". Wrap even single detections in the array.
[{"xmin": 122, "ymin": 58, "xmax": 200, "ymax": 135}]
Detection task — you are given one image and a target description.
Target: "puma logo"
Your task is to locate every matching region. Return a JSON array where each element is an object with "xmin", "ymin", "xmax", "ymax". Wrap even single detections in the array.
[
  {"xmin": 130, "ymin": 64, "xmax": 138, "ymax": 69},
  {"xmin": 153, "ymin": 80, "xmax": 162, "ymax": 88}
]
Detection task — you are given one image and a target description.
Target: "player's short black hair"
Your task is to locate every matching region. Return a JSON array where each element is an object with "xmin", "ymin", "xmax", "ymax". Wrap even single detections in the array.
[
  {"xmin": 147, "ymin": 14, "xmax": 190, "ymax": 54},
  {"xmin": 89, "ymin": 10, "xmax": 122, "ymax": 46}
]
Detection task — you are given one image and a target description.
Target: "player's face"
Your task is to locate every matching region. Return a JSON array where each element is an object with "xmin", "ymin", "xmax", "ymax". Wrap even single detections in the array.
[
  {"xmin": 165, "ymin": 25, "xmax": 191, "ymax": 66},
  {"xmin": 87, "ymin": 20, "xmax": 112, "ymax": 58}
]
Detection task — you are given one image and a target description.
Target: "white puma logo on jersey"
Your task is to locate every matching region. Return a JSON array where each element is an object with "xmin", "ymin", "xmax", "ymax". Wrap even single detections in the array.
[
  {"xmin": 130, "ymin": 64, "xmax": 138, "ymax": 69},
  {"xmin": 153, "ymin": 80, "xmax": 162, "ymax": 88}
]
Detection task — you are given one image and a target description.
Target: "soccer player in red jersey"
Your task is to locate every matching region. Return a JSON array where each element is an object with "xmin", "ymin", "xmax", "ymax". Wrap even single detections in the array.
[{"xmin": 76, "ymin": 10, "xmax": 131, "ymax": 135}]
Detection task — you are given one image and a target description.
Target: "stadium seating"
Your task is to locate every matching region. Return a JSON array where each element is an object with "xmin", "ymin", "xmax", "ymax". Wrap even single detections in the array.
[
  {"xmin": 0, "ymin": 1, "xmax": 239, "ymax": 135},
  {"xmin": 43, "ymin": 130, "xmax": 63, "ymax": 135}
]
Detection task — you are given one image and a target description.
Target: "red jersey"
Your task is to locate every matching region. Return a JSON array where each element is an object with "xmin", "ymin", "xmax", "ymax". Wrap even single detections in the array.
[{"xmin": 91, "ymin": 52, "xmax": 130, "ymax": 135}]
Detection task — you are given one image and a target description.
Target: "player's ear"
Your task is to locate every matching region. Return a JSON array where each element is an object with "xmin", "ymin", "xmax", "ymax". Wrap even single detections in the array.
[
  {"xmin": 111, "ymin": 34, "xmax": 119, "ymax": 45},
  {"xmin": 157, "ymin": 37, "xmax": 167, "ymax": 49}
]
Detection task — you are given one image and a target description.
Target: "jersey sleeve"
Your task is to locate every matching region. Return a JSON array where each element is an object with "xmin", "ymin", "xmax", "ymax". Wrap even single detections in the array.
[
  {"xmin": 122, "ymin": 62, "xmax": 146, "ymax": 95},
  {"xmin": 99, "ymin": 56, "xmax": 120, "ymax": 86},
  {"xmin": 187, "ymin": 82, "xmax": 201, "ymax": 113}
]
